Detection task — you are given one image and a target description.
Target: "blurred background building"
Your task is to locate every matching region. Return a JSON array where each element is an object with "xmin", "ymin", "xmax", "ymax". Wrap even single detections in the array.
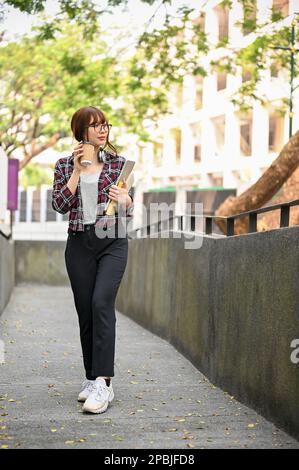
[{"xmin": 136, "ymin": 0, "xmax": 297, "ymax": 195}]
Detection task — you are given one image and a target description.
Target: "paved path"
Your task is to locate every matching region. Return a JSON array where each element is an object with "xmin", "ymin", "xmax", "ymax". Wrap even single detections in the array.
[{"xmin": 0, "ymin": 284, "xmax": 298, "ymax": 449}]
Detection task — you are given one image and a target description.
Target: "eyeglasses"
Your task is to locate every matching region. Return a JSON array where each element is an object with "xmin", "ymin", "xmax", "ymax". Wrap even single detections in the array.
[{"xmin": 85, "ymin": 123, "xmax": 112, "ymax": 132}]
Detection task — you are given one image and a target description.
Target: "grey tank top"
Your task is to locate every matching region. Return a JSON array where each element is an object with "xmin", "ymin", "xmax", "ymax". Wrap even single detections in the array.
[{"xmin": 80, "ymin": 170, "xmax": 101, "ymax": 224}]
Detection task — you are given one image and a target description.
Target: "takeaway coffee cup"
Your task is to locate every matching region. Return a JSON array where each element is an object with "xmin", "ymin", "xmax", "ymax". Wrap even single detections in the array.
[{"xmin": 80, "ymin": 141, "xmax": 95, "ymax": 167}]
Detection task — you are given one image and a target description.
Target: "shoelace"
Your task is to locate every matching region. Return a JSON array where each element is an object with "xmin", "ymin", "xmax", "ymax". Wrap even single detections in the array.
[
  {"xmin": 82, "ymin": 380, "xmax": 95, "ymax": 392},
  {"xmin": 94, "ymin": 383, "xmax": 109, "ymax": 400},
  {"xmin": 87, "ymin": 381, "xmax": 95, "ymax": 391}
]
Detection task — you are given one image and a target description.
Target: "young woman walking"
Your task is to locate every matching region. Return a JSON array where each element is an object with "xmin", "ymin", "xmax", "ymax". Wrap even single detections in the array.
[{"xmin": 52, "ymin": 106, "xmax": 134, "ymax": 414}]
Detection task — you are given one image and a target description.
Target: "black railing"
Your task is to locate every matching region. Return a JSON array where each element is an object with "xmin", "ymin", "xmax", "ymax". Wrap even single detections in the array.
[
  {"xmin": 128, "ymin": 198, "xmax": 299, "ymax": 239},
  {"xmin": 0, "ymin": 213, "xmax": 13, "ymax": 240},
  {"xmin": 0, "ymin": 228, "xmax": 12, "ymax": 240}
]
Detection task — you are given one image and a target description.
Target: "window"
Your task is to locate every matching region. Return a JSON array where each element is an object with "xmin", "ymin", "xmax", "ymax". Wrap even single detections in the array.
[
  {"xmin": 242, "ymin": 68, "xmax": 252, "ymax": 82},
  {"xmin": 273, "ymin": 0, "xmax": 289, "ymax": 18},
  {"xmin": 195, "ymin": 75, "xmax": 203, "ymax": 109},
  {"xmin": 240, "ymin": 115, "xmax": 252, "ymax": 156},
  {"xmin": 210, "ymin": 174, "xmax": 223, "ymax": 187},
  {"xmin": 269, "ymin": 113, "xmax": 284, "ymax": 152},
  {"xmin": 192, "ymin": 12, "xmax": 205, "ymax": 32},
  {"xmin": 214, "ymin": 5, "xmax": 229, "ymax": 41},
  {"xmin": 153, "ymin": 142, "xmax": 163, "ymax": 167},
  {"xmin": 171, "ymin": 128, "xmax": 181, "ymax": 164},
  {"xmin": 191, "ymin": 122, "xmax": 201, "ymax": 163},
  {"xmin": 169, "ymin": 83, "xmax": 183, "ymax": 111},
  {"xmin": 211, "ymin": 115, "xmax": 225, "ymax": 157},
  {"xmin": 194, "ymin": 145, "xmax": 201, "ymax": 162},
  {"xmin": 217, "ymin": 72, "xmax": 227, "ymax": 91},
  {"xmin": 270, "ymin": 62, "xmax": 279, "ymax": 78},
  {"xmin": 243, "ymin": 0, "xmax": 257, "ymax": 35},
  {"xmin": 176, "ymin": 83, "xmax": 183, "ymax": 109}
]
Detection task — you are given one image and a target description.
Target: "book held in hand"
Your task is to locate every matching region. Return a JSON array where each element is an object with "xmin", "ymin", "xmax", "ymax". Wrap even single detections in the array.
[{"xmin": 105, "ymin": 159, "xmax": 135, "ymax": 216}]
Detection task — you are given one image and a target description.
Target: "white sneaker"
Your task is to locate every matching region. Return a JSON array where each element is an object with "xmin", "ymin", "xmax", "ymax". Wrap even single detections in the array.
[
  {"xmin": 82, "ymin": 377, "xmax": 114, "ymax": 414},
  {"xmin": 78, "ymin": 379, "xmax": 96, "ymax": 402}
]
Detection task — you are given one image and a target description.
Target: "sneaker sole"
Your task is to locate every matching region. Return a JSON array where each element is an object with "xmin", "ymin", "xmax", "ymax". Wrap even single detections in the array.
[
  {"xmin": 78, "ymin": 391, "xmax": 94, "ymax": 402},
  {"xmin": 82, "ymin": 389, "xmax": 114, "ymax": 414},
  {"xmin": 78, "ymin": 395, "xmax": 88, "ymax": 402}
]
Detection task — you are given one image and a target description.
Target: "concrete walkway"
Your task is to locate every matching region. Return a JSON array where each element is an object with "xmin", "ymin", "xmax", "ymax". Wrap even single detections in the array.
[{"xmin": 0, "ymin": 284, "xmax": 298, "ymax": 449}]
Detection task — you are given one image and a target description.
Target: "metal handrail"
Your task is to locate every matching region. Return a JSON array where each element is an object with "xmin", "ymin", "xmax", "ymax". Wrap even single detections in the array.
[
  {"xmin": 0, "ymin": 213, "xmax": 13, "ymax": 240},
  {"xmin": 0, "ymin": 228, "xmax": 12, "ymax": 240},
  {"xmin": 128, "ymin": 198, "xmax": 299, "ymax": 238}
]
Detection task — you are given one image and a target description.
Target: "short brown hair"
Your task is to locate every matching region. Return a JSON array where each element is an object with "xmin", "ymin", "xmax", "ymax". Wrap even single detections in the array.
[{"xmin": 70, "ymin": 106, "xmax": 118, "ymax": 156}]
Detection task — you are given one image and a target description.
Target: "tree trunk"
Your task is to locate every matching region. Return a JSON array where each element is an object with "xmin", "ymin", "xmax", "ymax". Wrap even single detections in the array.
[
  {"xmin": 215, "ymin": 129, "xmax": 299, "ymax": 235},
  {"xmin": 18, "ymin": 132, "xmax": 61, "ymax": 170}
]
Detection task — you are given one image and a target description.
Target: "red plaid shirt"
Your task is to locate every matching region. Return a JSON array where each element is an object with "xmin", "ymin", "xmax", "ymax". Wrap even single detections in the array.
[{"xmin": 52, "ymin": 149, "xmax": 134, "ymax": 232}]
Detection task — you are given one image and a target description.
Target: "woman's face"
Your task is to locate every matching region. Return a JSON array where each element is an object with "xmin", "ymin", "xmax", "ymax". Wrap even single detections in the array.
[{"xmin": 84, "ymin": 115, "xmax": 109, "ymax": 147}]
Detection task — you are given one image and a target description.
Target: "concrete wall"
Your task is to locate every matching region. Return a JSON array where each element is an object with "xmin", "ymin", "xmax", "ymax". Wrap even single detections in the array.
[
  {"xmin": 116, "ymin": 226, "xmax": 299, "ymax": 440},
  {"xmin": 0, "ymin": 236, "xmax": 15, "ymax": 315},
  {"xmin": 15, "ymin": 241, "xmax": 69, "ymax": 286}
]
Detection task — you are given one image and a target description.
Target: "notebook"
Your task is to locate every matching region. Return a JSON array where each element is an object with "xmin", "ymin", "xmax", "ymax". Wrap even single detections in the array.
[{"xmin": 105, "ymin": 159, "xmax": 135, "ymax": 215}]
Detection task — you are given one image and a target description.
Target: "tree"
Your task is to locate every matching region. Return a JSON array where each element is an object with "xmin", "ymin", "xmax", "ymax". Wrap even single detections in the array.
[
  {"xmin": 0, "ymin": 24, "xmax": 120, "ymax": 168},
  {"xmin": 215, "ymin": 130, "xmax": 299, "ymax": 234},
  {"xmin": 19, "ymin": 163, "xmax": 53, "ymax": 188},
  {"xmin": 0, "ymin": 22, "xmax": 170, "ymax": 168},
  {"xmin": 0, "ymin": 0, "xmax": 171, "ymax": 40}
]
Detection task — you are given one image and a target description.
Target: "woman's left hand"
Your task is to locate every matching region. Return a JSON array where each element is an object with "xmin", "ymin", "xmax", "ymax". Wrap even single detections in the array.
[{"xmin": 108, "ymin": 181, "xmax": 132, "ymax": 208}]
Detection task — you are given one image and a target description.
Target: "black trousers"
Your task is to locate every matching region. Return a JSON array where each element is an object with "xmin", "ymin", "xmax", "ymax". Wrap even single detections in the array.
[{"xmin": 65, "ymin": 222, "xmax": 128, "ymax": 380}]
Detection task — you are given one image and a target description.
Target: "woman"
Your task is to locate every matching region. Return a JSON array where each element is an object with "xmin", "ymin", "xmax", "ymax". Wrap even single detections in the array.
[{"xmin": 52, "ymin": 106, "xmax": 134, "ymax": 414}]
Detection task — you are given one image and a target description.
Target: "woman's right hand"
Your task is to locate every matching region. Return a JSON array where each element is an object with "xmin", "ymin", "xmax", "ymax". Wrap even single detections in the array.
[{"xmin": 73, "ymin": 142, "xmax": 84, "ymax": 173}]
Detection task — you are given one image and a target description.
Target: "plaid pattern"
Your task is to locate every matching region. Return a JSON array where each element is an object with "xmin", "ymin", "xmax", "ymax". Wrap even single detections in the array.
[{"xmin": 52, "ymin": 149, "xmax": 134, "ymax": 232}]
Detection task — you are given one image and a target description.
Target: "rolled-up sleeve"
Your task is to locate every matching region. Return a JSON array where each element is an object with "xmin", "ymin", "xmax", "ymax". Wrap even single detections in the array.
[{"xmin": 52, "ymin": 160, "xmax": 77, "ymax": 214}]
